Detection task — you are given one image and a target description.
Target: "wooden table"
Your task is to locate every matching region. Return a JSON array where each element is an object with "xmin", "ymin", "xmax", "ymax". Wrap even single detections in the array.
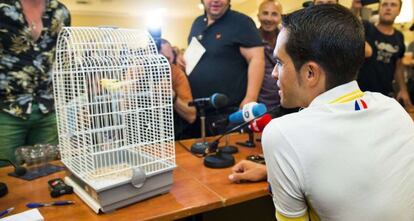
[
  {"xmin": 176, "ymin": 135, "xmax": 268, "ymax": 207},
  {"xmin": 0, "ymin": 133, "xmax": 268, "ymax": 221}
]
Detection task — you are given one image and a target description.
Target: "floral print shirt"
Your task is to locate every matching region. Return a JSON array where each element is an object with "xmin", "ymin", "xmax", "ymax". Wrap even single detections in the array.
[{"xmin": 0, "ymin": 0, "xmax": 70, "ymax": 119}]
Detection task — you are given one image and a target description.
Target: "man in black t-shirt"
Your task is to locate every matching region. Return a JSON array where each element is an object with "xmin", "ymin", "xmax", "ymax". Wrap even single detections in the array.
[
  {"xmin": 183, "ymin": 0, "xmax": 264, "ymax": 137},
  {"xmin": 353, "ymin": 0, "xmax": 413, "ymax": 108}
]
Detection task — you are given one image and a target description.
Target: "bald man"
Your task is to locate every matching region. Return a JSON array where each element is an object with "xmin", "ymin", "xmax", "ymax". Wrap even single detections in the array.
[{"xmin": 257, "ymin": 0, "xmax": 283, "ymax": 110}]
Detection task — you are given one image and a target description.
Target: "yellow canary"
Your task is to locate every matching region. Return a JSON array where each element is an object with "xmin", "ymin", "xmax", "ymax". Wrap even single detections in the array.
[{"xmin": 100, "ymin": 79, "xmax": 122, "ymax": 90}]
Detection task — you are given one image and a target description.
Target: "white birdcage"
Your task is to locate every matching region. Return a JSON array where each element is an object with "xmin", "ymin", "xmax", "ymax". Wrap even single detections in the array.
[{"xmin": 53, "ymin": 27, "xmax": 175, "ymax": 213}]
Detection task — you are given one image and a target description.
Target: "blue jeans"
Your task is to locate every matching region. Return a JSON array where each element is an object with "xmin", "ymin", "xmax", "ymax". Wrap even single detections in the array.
[{"xmin": 0, "ymin": 104, "xmax": 57, "ymax": 167}]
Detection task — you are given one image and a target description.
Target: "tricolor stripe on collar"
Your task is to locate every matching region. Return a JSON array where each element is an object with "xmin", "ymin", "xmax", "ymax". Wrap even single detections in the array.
[{"xmin": 329, "ymin": 89, "xmax": 367, "ymax": 111}]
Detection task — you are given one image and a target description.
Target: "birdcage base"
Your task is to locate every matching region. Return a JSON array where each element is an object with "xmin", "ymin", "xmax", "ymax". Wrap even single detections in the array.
[{"xmin": 64, "ymin": 169, "xmax": 173, "ymax": 213}]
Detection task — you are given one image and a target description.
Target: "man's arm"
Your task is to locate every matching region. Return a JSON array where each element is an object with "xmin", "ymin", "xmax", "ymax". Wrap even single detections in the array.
[
  {"xmin": 173, "ymin": 94, "xmax": 196, "ymax": 124},
  {"xmin": 239, "ymin": 46, "xmax": 265, "ymax": 108},
  {"xmin": 229, "ymin": 160, "xmax": 310, "ymax": 221},
  {"xmin": 364, "ymin": 42, "xmax": 372, "ymax": 58},
  {"xmin": 350, "ymin": 0, "xmax": 372, "ymax": 58},
  {"xmin": 395, "ymin": 58, "xmax": 414, "ymax": 109},
  {"xmin": 276, "ymin": 211, "xmax": 309, "ymax": 221},
  {"xmin": 262, "ymin": 120, "xmax": 309, "ymax": 220},
  {"xmin": 171, "ymin": 65, "xmax": 196, "ymax": 123},
  {"xmin": 402, "ymin": 52, "xmax": 414, "ymax": 66}
]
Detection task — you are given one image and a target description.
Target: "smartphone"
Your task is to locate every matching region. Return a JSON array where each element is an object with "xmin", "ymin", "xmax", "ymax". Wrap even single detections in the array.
[
  {"xmin": 246, "ymin": 155, "xmax": 265, "ymax": 165},
  {"xmin": 48, "ymin": 178, "xmax": 73, "ymax": 198},
  {"xmin": 361, "ymin": 0, "xmax": 380, "ymax": 6}
]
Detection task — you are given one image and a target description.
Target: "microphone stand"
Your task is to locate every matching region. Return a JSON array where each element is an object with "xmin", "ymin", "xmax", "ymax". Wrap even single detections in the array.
[
  {"xmin": 0, "ymin": 159, "xmax": 27, "ymax": 198},
  {"xmin": 0, "ymin": 159, "xmax": 27, "ymax": 176},
  {"xmin": 189, "ymin": 93, "xmax": 229, "ymax": 154},
  {"xmin": 210, "ymin": 119, "xmax": 238, "ymax": 154},
  {"xmin": 203, "ymin": 106, "xmax": 283, "ymax": 168},
  {"xmin": 236, "ymin": 129, "xmax": 256, "ymax": 148},
  {"xmin": 190, "ymin": 107, "xmax": 210, "ymax": 154},
  {"xmin": 204, "ymin": 120, "xmax": 252, "ymax": 168},
  {"xmin": 220, "ymin": 135, "xmax": 238, "ymax": 154}
]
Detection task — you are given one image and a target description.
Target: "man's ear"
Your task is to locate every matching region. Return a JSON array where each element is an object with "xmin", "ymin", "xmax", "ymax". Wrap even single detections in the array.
[{"xmin": 300, "ymin": 61, "xmax": 324, "ymax": 88}]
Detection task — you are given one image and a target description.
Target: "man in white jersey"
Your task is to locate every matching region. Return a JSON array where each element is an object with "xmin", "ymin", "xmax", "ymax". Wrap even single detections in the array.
[{"xmin": 228, "ymin": 4, "xmax": 414, "ymax": 221}]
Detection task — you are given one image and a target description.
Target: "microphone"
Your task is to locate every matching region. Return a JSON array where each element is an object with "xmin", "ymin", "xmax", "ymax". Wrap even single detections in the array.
[
  {"xmin": 188, "ymin": 93, "xmax": 228, "ymax": 109},
  {"xmin": 228, "ymin": 102, "xmax": 267, "ymax": 124},
  {"xmin": 248, "ymin": 105, "xmax": 300, "ymax": 143},
  {"xmin": 211, "ymin": 102, "xmax": 267, "ymax": 128},
  {"xmin": 216, "ymin": 102, "xmax": 267, "ymax": 148},
  {"xmin": 410, "ymin": 23, "xmax": 414, "ymax": 31},
  {"xmin": 247, "ymin": 105, "xmax": 301, "ymax": 133},
  {"xmin": 0, "ymin": 159, "xmax": 27, "ymax": 176},
  {"xmin": 248, "ymin": 113, "xmax": 273, "ymax": 133}
]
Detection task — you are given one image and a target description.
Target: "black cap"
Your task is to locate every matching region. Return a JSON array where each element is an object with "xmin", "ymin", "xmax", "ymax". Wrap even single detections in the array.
[{"xmin": 303, "ymin": 1, "xmax": 313, "ymax": 7}]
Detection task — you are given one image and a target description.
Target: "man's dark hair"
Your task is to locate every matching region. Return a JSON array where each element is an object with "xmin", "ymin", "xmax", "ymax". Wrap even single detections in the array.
[{"xmin": 282, "ymin": 4, "xmax": 365, "ymax": 90}]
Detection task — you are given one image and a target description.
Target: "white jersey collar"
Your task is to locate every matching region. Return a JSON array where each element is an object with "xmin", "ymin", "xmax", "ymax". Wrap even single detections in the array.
[{"xmin": 309, "ymin": 81, "xmax": 361, "ymax": 107}]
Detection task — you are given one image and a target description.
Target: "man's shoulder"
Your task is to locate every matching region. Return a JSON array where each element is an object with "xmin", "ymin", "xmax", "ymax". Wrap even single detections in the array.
[
  {"xmin": 51, "ymin": 0, "xmax": 67, "ymax": 8},
  {"xmin": 49, "ymin": 0, "xmax": 71, "ymax": 16},
  {"xmin": 362, "ymin": 20, "xmax": 374, "ymax": 29},
  {"xmin": 393, "ymin": 28, "xmax": 404, "ymax": 40},
  {"xmin": 227, "ymin": 10, "xmax": 255, "ymax": 23},
  {"xmin": 192, "ymin": 15, "xmax": 205, "ymax": 24},
  {"xmin": 362, "ymin": 20, "xmax": 376, "ymax": 36}
]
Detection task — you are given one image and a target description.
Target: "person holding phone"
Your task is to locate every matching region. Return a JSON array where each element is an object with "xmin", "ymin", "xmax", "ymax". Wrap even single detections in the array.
[{"xmin": 352, "ymin": 0, "xmax": 414, "ymax": 110}]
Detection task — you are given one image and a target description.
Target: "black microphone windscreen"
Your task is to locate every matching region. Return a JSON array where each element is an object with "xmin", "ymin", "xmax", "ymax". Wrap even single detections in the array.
[
  {"xmin": 0, "ymin": 158, "xmax": 27, "ymax": 176},
  {"xmin": 211, "ymin": 93, "xmax": 228, "ymax": 109},
  {"xmin": 410, "ymin": 23, "xmax": 414, "ymax": 31},
  {"xmin": 15, "ymin": 166, "xmax": 27, "ymax": 176},
  {"xmin": 0, "ymin": 182, "xmax": 7, "ymax": 197}
]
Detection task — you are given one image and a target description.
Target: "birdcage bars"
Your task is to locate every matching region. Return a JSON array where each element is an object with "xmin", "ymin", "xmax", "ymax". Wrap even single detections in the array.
[{"xmin": 54, "ymin": 27, "xmax": 175, "ymax": 190}]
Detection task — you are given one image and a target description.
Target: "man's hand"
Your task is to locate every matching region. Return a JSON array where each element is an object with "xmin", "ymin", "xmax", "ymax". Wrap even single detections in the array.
[
  {"xmin": 228, "ymin": 160, "xmax": 267, "ymax": 183},
  {"xmin": 239, "ymin": 97, "xmax": 256, "ymax": 109},
  {"xmin": 351, "ymin": 0, "xmax": 362, "ymax": 17},
  {"xmin": 397, "ymin": 89, "xmax": 414, "ymax": 112},
  {"xmin": 239, "ymin": 46, "xmax": 264, "ymax": 110}
]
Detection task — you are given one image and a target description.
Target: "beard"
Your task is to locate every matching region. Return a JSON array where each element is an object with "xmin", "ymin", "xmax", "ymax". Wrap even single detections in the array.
[{"xmin": 379, "ymin": 18, "xmax": 394, "ymax": 26}]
